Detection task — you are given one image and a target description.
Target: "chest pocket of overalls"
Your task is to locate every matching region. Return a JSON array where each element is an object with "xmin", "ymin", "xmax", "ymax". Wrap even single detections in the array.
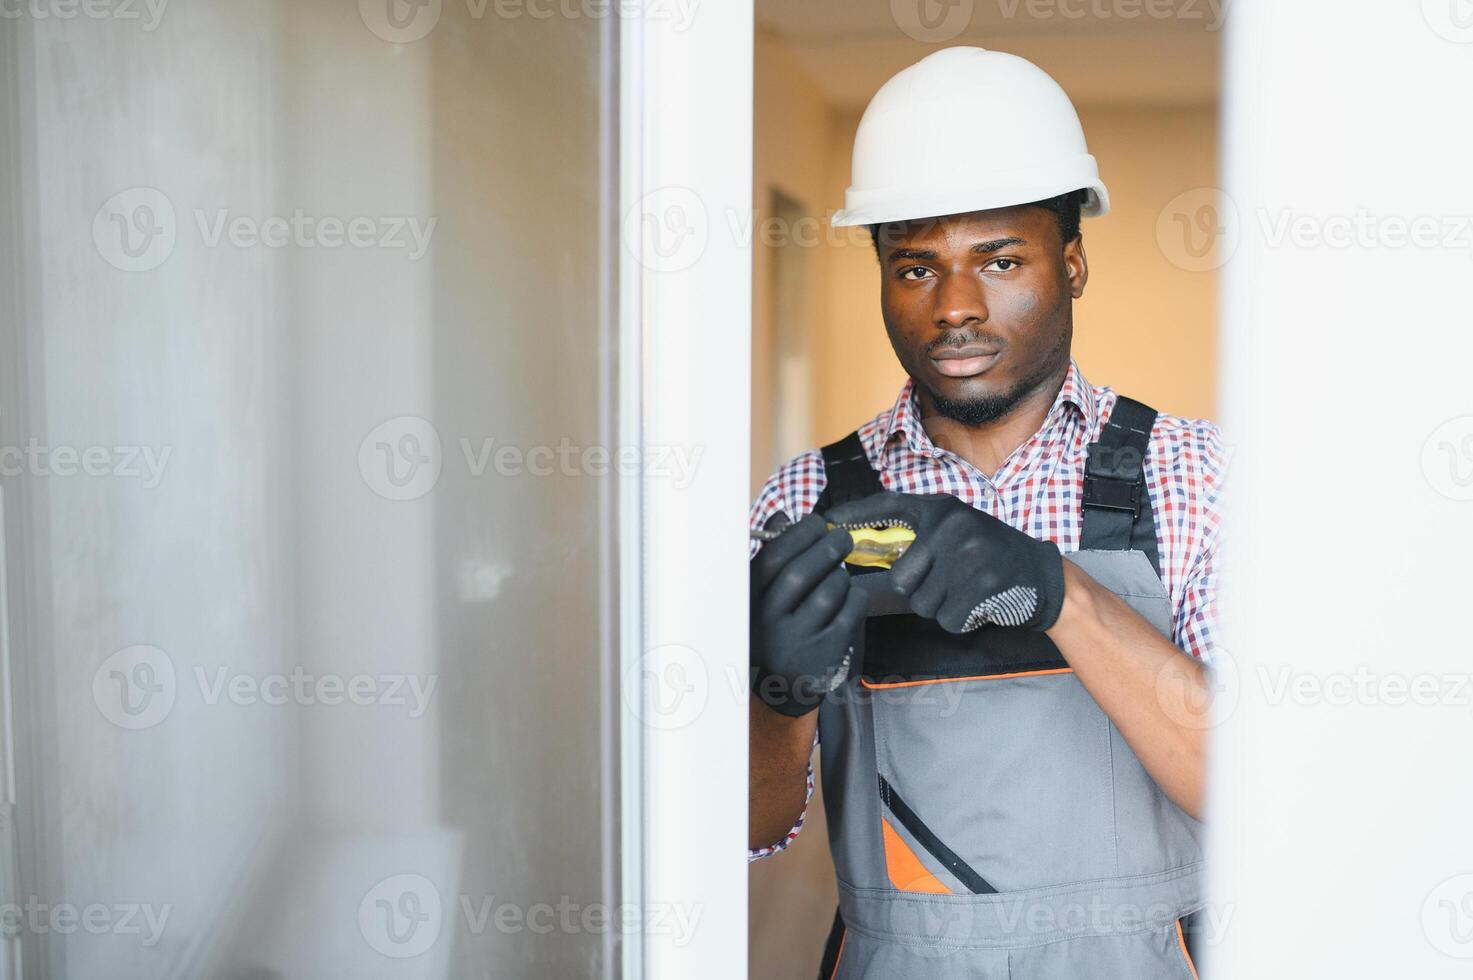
[{"xmin": 857, "ymin": 549, "xmax": 1176, "ymax": 897}]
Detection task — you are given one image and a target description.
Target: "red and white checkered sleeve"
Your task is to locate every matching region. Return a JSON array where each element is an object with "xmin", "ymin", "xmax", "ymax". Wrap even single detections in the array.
[
  {"xmin": 748, "ymin": 449, "xmax": 828, "ymax": 554},
  {"xmin": 747, "ymin": 452, "xmax": 827, "ymax": 861},
  {"xmin": 748, "ymin": 471, "xmax": 786, "ymax": 559},
  {"xmin": 1170, "ymin": 421, "xmax": 1227, "ymax": 667}
]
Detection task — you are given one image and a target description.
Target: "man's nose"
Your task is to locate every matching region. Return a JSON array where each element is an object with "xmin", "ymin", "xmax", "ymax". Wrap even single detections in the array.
[{"xmin": 933, "ymin": 270, "xmax": 988, "ymax": 331}]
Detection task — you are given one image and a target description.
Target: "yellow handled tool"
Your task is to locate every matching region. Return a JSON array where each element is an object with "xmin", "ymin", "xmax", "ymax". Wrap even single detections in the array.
[
  {"xmin": 835, "ymin": 523, "xmax": 915, "ymax": 568},
  {"xmin": 750, "ymin": 521, "xmax": 917, "ymax": 570}
]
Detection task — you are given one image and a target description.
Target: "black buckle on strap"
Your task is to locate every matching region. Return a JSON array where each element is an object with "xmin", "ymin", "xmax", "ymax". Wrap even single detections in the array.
[{"xmin": 1083, "ymin": 474, "xmax": 1141, "ymax": 515}]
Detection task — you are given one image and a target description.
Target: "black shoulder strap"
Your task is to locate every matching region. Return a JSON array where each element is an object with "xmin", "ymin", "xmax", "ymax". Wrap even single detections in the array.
[
  {"xmin": 1080, "ymin": 395, "xmax": 1162, "ymax": 578},
  {"xmin": 813, "ymin": 431, "xmax": 883, "ymax": 512}
]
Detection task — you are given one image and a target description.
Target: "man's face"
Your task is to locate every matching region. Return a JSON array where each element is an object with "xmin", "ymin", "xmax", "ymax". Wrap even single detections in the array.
[{"xmin": 876, "ymin": 205, "xmax": 1087, "ymax": 426}]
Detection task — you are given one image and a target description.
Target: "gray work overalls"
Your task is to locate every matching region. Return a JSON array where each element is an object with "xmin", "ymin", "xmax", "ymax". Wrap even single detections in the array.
[{"xmin": 811, "ymin": 397, "xmax": 1206, "ymax": 979}]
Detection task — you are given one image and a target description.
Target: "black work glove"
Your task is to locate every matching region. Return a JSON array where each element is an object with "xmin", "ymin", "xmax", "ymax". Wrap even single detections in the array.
[
  {"xmin": 750, "ymin": 511, "xmax": 870, "ymax": 717},
  {"xmin": 823, "ymin": 491, "xmax": 1066, "ymax": 634}
]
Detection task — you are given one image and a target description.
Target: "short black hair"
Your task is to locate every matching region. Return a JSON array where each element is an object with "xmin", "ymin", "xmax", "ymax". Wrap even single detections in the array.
[{"xmin": 867, "ymin": 188, "xmax": 1089, "ymax": 261}]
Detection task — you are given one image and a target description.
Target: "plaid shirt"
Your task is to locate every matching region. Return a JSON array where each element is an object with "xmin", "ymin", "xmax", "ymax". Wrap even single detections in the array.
[{"xmin": 748, "ymin": 360, "xmax": 1226, "ymax": 860}]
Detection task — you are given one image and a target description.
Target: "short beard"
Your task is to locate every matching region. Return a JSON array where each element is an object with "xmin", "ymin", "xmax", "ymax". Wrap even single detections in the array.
[
  {"xmin": 925, "ymin": 383, "xmax": 1028, "ymax": 426},
  {"xmin": 919, "ymin": 351, "xmax": 1067, "ymax": 427}
]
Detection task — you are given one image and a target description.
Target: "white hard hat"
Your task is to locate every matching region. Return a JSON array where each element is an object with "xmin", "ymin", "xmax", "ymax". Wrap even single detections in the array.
[{"xmin": 831, "ymin": 47, "xmax": 1109, "ymax": 228}]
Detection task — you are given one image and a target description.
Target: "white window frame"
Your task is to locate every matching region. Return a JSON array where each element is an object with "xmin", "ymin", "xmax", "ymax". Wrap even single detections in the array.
[{"xmin": 619, "ymin": 4, "xmax": 753, "ymax": 979}]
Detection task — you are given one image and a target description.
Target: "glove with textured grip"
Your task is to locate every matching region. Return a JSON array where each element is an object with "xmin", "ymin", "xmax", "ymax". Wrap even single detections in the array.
[
  {"xmin": 750, "ymin": 511, "xmax": 870, "ymax": 717},
  {"xmin": 822, "ymin": 491, "xmax": 1065, "ymax": 634}
]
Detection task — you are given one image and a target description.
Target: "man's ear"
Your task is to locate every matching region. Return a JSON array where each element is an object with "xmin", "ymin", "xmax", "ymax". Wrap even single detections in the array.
[{"xmin": 1064, "ymin": 233, "xmax": 1089, "ymax": 299}]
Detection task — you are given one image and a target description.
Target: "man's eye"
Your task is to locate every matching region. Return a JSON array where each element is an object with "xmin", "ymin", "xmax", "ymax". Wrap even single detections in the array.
[
  {"xmin": 899, "ymin": 267, "xmax": 932, "ymax": 281},
  {"xmin": 987, "ymin": 258, "xmax": 1018, "ymax": 272}
]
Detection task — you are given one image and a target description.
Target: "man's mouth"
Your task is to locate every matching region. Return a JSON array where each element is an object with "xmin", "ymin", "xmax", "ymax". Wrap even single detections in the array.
[{"xmin": 928, "ymin": 346, "xmax": 1000, "ymax": 378}]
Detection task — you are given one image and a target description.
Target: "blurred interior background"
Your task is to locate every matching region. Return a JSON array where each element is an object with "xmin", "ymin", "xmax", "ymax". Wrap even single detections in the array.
[
  {"xmin": 749, "ymin": 3, "xmax": 1221, "ymax": 975},
  {"xmin": 1, "ymin": 3, "xmax": 618, "ymax": 977}
]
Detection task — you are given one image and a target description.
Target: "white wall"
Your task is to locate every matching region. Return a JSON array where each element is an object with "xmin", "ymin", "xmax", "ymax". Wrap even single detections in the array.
[{"xmin": 1214, "ymin": 1, "xmax": 1473, "ymax": 976}]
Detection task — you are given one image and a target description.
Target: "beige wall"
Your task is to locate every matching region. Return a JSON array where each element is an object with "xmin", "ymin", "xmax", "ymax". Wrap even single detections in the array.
[
  {"xmin": 1069, "ymin": 103, "xmax": 1219, "ymax": 419},
  {"xmin": 751, "ymin": 28, "xmax": 834, "ymax": 495}
]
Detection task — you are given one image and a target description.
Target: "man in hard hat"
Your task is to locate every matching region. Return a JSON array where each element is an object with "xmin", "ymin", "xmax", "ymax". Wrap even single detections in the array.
[{"xmin": 747, "ymin": 47, "xmax": 1221, "ymax": 978}]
